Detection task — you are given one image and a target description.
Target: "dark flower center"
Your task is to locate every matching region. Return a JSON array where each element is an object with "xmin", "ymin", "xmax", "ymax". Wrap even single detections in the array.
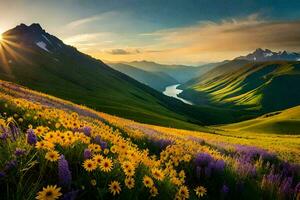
[{"xmin": 46, "ymin": 191, "xmax": 53, "ymax": 196}]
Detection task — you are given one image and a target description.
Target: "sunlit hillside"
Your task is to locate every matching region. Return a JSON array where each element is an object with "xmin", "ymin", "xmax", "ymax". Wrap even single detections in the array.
[
  {"xmin": 181, "ymin": 60, "xmax": 300, "ymax": 113},
  {"xmin": 0, "ymin": 79, "xmax": 299, "ymax": 200}
]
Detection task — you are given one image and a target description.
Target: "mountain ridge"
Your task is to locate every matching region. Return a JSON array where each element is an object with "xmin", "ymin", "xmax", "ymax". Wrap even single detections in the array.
[{"xmin": 235, "ymin": 48, "xmax": 300, "ymax": 62}]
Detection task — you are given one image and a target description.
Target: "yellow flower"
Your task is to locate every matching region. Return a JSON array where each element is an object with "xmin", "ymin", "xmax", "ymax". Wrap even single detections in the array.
[
  {"xmin": 99, "ymin": 158, "xmax": 113, "ymax": 172},
  {"xmin": 7, "ymin": 117, "xmax": 14, "ymax": 123},
  {"xmin": 179, "ymin": 170, "xmax": 186, "ymax": 181},
  {"xmin": 183, "ymin": 154, "xmax": 191, "ymax": 162},
  {"xmin": 124, "ymin": 167, "xmax": 135, "ymax": 177},
  {"xmin": 55, "ymin": 123, "xmax": 61, "ymax": 129},
  {"xmin": 194, "ymin": 186, "xmax": 207, "ymax": 198},
  {"xmin": 151, "ymin": 168, "xmax": 165, "ymax": 181},
  {"xmin": 109, "ymin": 181, "xmax": 121, "ymax": 196},
  {"xmin": 110, "ymin": 145, "xmax": 117, "ymax": 153},
  {"xmin": 104, "ymin": 149, "xmax": 109, "ymax": 155},
  {"xmin": 36, "ymin": 141, "xmax": 54, "ymax": 150},
  {"xmin": 88, "ymin": 144, "xmax": 101, "ymax": 153},
  {"xmin": 45, "ymin": 151, "xmax": 60, "ymax": 162},
  {"xmin": 150, "ymin": 186, "xmax": 158, "ymax": 197},
  {"xmin": 124, "ymin": 177, "xmax": 135, "ymax": 189},
  {"xmin": 90, "ymin": 179, "xmax": 97, "ymax": 186},
  {"xmin": 83, "ymin": 159, "xmax": 97, "ymax": 172},
  {"xmin": 92, "ymin": 154, "xmax": 104, "ymax": 165},
  {"xmin": 36, "ymin": 185, "xmax": 62, "ymax": 200},
  {"xmin": 122, "ymin": 161, "xmax": 135, "ymax": 176},
  {"xmin": 177, "ymin": 186, "xmax": 189, "ymax": 199},
  {"xmin": 143, "ymin": 176, "xmax": 154, "ymax": 188}
]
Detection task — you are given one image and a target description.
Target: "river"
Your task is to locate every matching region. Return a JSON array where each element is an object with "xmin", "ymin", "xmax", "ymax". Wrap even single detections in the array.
[{"xmin": 163, "ymin": 84, "xmax": 193, "ymax": 105}]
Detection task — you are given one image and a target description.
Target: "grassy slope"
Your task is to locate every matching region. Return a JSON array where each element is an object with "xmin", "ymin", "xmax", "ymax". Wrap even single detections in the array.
[
  {"xmin": 219, "ymin": 105, "xmax": 300, "ymax": 135},
  {"xmin": 180, "ymin": 60, "xmax": 300, "ymax": 114}
]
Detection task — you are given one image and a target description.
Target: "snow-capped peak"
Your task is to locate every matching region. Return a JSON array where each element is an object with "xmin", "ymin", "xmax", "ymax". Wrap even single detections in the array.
[{"xmin": 235, "ymin": 48, "xmax": 300, "ymax": 62}]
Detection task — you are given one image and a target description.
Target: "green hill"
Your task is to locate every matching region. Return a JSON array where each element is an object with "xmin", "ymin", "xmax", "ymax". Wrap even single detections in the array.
[
  {"xmin": 219, "ymin": 105, "xmax": 300, "ymax": 135},
  {"xmin": 180, "ymin": 60, "xmax": 300, "ymax": 114},
  {"xmin": 108, "ymin": 63, "xmax": 178, "ymax": 92}
]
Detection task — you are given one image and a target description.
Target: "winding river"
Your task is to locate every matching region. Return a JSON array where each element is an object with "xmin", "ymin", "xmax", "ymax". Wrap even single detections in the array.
[{"xmin": 163, "ymin": 84, "xmax": 194, "ymax": 105}]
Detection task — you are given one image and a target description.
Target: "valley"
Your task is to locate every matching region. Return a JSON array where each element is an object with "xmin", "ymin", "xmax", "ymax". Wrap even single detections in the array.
[{"xmin": 0, "ymin": 8, "xmax": 299, "ymax": 199}]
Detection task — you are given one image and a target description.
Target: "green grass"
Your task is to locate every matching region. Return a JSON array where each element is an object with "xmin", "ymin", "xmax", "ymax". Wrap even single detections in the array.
[
  {"xmin": 219, "ymin": 105, "xmax": 300, "ymax": 135},
  {"xmin": 181, "ymin": 60, "xmax": 300, "ymax": 117}
]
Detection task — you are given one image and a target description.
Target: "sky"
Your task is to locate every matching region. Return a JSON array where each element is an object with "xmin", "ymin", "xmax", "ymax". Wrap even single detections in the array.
[{"xmin": 1, "ymin": 0, "xmax": 300, "ymax": 65}]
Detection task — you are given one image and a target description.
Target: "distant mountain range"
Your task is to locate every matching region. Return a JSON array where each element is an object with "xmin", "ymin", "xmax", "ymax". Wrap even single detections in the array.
[
  {"xmin": 108, "ymin": 61, "xmax": 225, "ymax": 91},
  {"xmin": 108, "ymin": 63, "xmax": 178, "ymax": 92},
  {"xmin": 235, "ymin": 48, "xmax": 300, "ymax": 61},
  {"xmin": 123, "ymin": 61, "xmax": 224, "ymax": 83}
]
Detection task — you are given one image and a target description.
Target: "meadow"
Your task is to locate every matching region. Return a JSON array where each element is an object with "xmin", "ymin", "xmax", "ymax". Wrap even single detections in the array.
[{"xmin": 0, "ymin": 80, "xmax": 299, "ymax": 200}]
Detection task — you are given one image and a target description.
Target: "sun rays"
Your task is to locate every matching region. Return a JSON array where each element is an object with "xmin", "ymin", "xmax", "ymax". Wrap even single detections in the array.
[{"xmin": 0, "ymin": 33, "xmax": 34, "ymax": 74}]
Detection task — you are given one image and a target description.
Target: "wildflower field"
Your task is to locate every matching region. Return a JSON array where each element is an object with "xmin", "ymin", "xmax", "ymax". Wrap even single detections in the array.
[{"xmin": 0, "ymin": 80, "xmax": 299, "ymax": 200}]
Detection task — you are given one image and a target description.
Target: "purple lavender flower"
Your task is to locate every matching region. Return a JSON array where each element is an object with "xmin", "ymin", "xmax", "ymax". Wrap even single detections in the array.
[
  {"xmin": 26, "ymin": 129, "xmax": 37, "ymax": 145},
  {"xmin": 14, "ymin": 148, "xmax": 26, "ymax": 157},
  {"xmin": 94, "ymin": 136, "xmax": 107, "ymax": 149},
  {"xmin": 154, "ymin": 139, "xmax": 173, "ymax": 150},
  {"xmin": 83, "ymin": 148, "xmax": 92, "ymax": 159},
  {"xmin": 58, "ymin": 155, "xmax": 72, "ymax": 187},
  {"xmin": 235, "ymin": 145, "xmax": 275, "ymax": 162},
  {"xmin": 99, "ymin": 140, "xmax": 108, "ymax": 149},
  {"xmin": 8, "ymin": 123, "xmax": 20, "ymax": 141},
  {"xmin": 215, "ymin": 160, "xmax": 225, "ymax": 172},
  {"xmin": 194, "ymin": 153, "xmax": 213, "ymax": 167},
  {"xmin": 278, "ymin": 177, "xmax": 293, "ymax": 198},
  {"xmin": 82, "ymin": 126, "xmax": 91, "ymax": 137},
  {"xmin": 0, "ymin": 132, "xmax": 8, "ymax": 141}
]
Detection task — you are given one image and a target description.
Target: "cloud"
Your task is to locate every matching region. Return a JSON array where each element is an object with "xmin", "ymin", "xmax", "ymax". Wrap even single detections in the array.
[
  {"xmin": 63, "ymin": 32, "xmax": 114, "ymax": 45},
  {"xmin": 154, "ymin": 14, "xmax": 300, "ymax": 52},
  {"xmin": 107, "ymin": 48, "xmax": 141, "ymax": 55},
  {"xmin": 66, "ymin": 11, "xmax": 117, "ymax": 28}
]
